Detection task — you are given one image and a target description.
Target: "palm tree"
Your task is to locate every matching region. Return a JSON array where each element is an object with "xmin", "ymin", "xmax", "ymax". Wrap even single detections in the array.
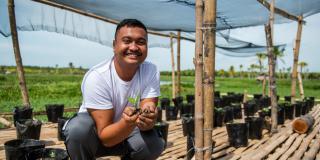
[
  {"xmin": 273, "ymin": 47, "xmax": 286, "ymax": 70},
  {"xmin": 256, "ymin": 53, "xmax": 267, "ymax": 74},
  {"xmin": 286, "ymin": 67, "xmax": 292, "ymax": 79},
  {"xmin": 249, "ymin": 64, "xmax": 259, "ymax": 78},
  {"xmin": 298, "ymin": 61, "xmax": 308, "ymax": 73},
  {"xmin": 298, "ymin": 61, "xmax": 308, "ymax": 79}
]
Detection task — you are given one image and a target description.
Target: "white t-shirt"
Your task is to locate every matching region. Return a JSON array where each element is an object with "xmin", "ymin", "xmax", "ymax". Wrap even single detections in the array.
[{"xmin": 78, "ymin": 57, "xmax": 161, "ymax": 122}]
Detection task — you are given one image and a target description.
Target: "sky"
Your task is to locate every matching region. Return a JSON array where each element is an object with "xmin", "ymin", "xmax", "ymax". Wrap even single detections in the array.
[{"xmin": 0, "ymin": 13, "xmax": 319, "ymax": 72}]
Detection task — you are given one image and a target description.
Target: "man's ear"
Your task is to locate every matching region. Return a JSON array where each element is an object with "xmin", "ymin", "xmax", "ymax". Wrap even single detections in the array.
[{"xmin": 113, "ymin": 40, "xmax": 115, "ymax": 48}]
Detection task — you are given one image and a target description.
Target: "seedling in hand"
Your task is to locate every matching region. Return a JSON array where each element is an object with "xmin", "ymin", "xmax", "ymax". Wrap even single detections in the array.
[{"xmin": 128, "ymin": 95, "xmax": 141, "ymax": 115}]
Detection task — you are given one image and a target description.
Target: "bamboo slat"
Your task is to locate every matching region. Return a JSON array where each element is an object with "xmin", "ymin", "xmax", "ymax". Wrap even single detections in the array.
[
  {"xmin": 267, "ymin": 133, "xmax": 299, "ymax": 160},
  {"xmin": 302, "ymin": 137, "xmax": 320, "ymax": 160},
  {"xmin": 288, "ymin": 120, "xmax": 320, "ymax": 160}
]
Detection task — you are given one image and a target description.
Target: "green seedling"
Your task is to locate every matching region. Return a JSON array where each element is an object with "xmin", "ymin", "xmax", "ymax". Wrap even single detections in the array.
[
  {"xmin": 128, "ymin": 95, "xmax": 142, "ymax": 115},
  {"xmin": 262, "ymin": 108, "xmax": 270, "ymax": 113},
  {"xmin": 49, "ymin": 151, "xmax": 55, "ymax": 158}
]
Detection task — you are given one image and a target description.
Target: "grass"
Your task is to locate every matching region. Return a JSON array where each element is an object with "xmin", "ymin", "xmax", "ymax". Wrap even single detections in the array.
[
  {"xmin": 160, "ymin": 75, "xmax": 320, "ymax": 100},
  {"xmin": 0, "ymin": 74, "xmax": 82, "ymax": 113},
  {"xmin": 1, "ymin": 74, "xmax": 319, "ymax": 116}
]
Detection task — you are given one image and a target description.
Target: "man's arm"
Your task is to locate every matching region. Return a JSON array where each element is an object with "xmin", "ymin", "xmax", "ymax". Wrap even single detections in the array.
[
  {"xmin": 137, "ymin": 97, "xmax": 159, "ymax": 131},
  {"xmin": 88, "ymin": 107, "xmax": 138, "ymax": 147}
]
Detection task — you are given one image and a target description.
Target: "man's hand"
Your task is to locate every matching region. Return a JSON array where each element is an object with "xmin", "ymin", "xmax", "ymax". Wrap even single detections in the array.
[
  {"xmin": 122, "ymin": 106, "xmax": 139, "ymax": 126},
  {"xmin": 137, "ymin": 102, "xmax": 158, "ymax": 131}
]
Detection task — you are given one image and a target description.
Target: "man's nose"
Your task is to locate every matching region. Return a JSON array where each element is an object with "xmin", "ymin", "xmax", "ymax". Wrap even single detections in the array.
[{"xmin": 129, "ymin": 42, "xmax": 139, "ymax": 51}]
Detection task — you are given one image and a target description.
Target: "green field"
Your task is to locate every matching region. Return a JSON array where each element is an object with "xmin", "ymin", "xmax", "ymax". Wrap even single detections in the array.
[
  {"xmin": 160, "ymin": 75, "xmax": 320, "ymax": 99},
  {"xmin": 0, "ymin": 74, "xmax": 83, "ymax": 113},
  {"xmin": 0, "ymin": 73, "xmax": 319, "ymax": 127},
  {"xmin": 1, "ymin": 74, "xmax": 319, "ymax": 114}
]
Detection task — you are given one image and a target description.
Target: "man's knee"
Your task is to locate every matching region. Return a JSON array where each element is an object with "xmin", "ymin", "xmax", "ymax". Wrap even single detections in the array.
[
  {"xmin": 130, "ymin": 135, "xmax": 164, "ymax": 160},
  {"xmin": 64, "ymin": 113, "xmax": 99, "ymax": 159},
  {"xmin": 64, "ymin": 113, "xmax": 97, "ymax": 143}
]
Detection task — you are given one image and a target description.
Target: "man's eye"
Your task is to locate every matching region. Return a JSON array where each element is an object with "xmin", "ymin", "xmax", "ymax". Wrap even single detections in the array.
[
  {"xmin": 137, "ymin": 40, "xmax": 146, "ymax": 45},
  {"xmin": 123, "ymin": 39, "xmax": 131, "ymax": 44}
]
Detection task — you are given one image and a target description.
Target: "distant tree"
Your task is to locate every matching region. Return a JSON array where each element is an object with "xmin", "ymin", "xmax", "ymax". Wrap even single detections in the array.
[
  {"xmin": 239, "ymin": 64, "xmax": 243, "ymax": 78},
  {"xmin": 69, "ymin": 62, "xmax": 74, "ymax": 69},
  {"xmin": 69, "ymin": 62, "xmax": 74, "ymax": 74},
  {"xmin": 273, "ymin": 47, "xmax": 286, "ymax": 71},
  {"xmin": 55, "ymin": 64, "xmax": 59, "ymax": 74},
  {"xmin": 286, "ymin": 67, "xmax": 292, "ymax": 79},
  {"xmin": 298, "ymin": 61, "xmax": 308, "ymax": 79},
  {"xmin": 256, "ymin": 53, "xmax": 267, "ymax": 74},
  {"xmin": 218, "ymin": 69, "xmax": 226, "ymax": 78},
  {"xmin": 0, "ymin": 66, "xmax": 5, "ymax": 74},
  {"xmin": 228, "ymin": 65, "xmax": 235, "ymax": 78}
]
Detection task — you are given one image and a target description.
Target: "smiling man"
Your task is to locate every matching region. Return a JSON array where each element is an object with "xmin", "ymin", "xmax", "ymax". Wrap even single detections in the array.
[{"xmin": 63, "ymin": 19, "xmax": 164, "ymax": 160}]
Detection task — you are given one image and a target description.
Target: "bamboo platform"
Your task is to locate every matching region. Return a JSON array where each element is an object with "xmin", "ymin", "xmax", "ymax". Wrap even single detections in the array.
[{"xmin": 1, "ymin": 104, "xmax": 320, "ymax": 160}]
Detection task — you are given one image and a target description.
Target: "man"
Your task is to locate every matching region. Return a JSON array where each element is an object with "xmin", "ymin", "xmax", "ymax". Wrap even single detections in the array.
[{"xmin": 64, "ymin": 19, "xmax": 164, "ymax": 160}]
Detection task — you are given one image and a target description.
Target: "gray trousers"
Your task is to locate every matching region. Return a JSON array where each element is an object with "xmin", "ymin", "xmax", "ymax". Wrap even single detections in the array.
[{"xmin": 63, "ymin": 112, "xmax": 165, "ymax": 160}]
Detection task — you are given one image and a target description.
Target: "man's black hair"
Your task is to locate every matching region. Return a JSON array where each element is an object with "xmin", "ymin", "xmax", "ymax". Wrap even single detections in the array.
[{"xmin": 115, "ymin": 19, "xmax": 148, "ymax": 39}]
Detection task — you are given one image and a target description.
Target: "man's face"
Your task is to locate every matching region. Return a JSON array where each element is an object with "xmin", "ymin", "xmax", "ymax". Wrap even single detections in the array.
[{"xmin": 113, "ymin": 26, "xmax": 148, "ymax": 67}]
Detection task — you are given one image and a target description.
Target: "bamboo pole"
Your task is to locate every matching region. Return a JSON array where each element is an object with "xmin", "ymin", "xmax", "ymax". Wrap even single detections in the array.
[
  {"xmin": 0, "ymin": 117, "xmax": 14, "ymax": 128},
  {"xmin": 203, "ymin": 0, "xmax": 215, "ymax": 159},
  {"xmin": 8, "ymin": 0, "xmax": 30, "ymax": 107},
  {"xmin": 194, "ymin": 0, "xmax": 204, "ymax": 159},
  {"xmin": 291, "ymin": 16, "xmax": 303, "ymax": 105},
  {"xmin": 265, "ymin": 0, "xmax": 278, "ymax": 133},
  {"xmin": 297, "ymin": 72, "xmax": 304, "ymax": 99},
  {"xmin": 177, "ymin": 31, "xmax": 181, "ymax": 96},
  {"xmin": 262, "ymin": 74, "xmax": 267, "ymax": 97},
  {"xmin": 256, "ymin": 0, "xmax": 306, "ymax": 23},
  {"xmin": 170, "ymin": 33, "xmax": 176, "ymax": 99}
]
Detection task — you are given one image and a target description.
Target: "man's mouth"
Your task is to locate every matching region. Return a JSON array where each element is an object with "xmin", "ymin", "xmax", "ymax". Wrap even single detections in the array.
[{"xmin": 125, "ymin": 52, "xmax": 142, "ymax": 57}]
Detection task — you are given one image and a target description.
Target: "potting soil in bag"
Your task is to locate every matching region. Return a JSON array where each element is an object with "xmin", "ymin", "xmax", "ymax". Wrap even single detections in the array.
[
  {"xmin": 4, "ymin": 139, "xmax": 45, "ymax": 160},
  {"xmin": 45, "ymin": 104, "xmax": 64, "ymax": 123},
  {"xmin": 57, "ymin": 118, "xmax": 69, "ymax": 141},
  {"xmin": 26, "ymin": 148, "xmax": 69, "ymax": 160},
  {"xmin": 226, "ymin": 123, "xmax": 249, "ymax": 148},
  {"xmin": 154, "ymin": 122, "xmax": 169, "ymax": 147},
  {"xmin": 181, "ymin": 114, "xmax": 194, "ymax": 136},
  {"xmin": 245, "ymin": 117, "xmax": 263, "ymax": 140},
  {"xmin": 16, "ymin": 119, "xmax": 42, "ymax": 140},
  {"xmin": 13, "ymin": 107, "xmax": 33, "ymax": 127}
]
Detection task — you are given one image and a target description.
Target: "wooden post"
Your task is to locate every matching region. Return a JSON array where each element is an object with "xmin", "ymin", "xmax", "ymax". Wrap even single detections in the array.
[
  {"xmin": 291, "ymin": 16, "xmax": 303, "ymax": 104},
  {"xmin": 177, "ymin": 30, "xmax": 181, "ymax": 96},
  {"xmin": 203, "ymin": 0, "xmax": 215, "ymax": 158},
  {"xmin": 265, "ymin": 0, "xmax": 278, "ymax": 133},
  {"xmin": 262, "ymin": 74, "xmax": 267, "ymax": 97},
  {"xmin": 194, "ymin": 0, "xmax": 204, "ymax": 159},
  {"xmin": 298, "ymin": 72, "xmax": 304, "ymax": 99},
  {"xmin": 170, "ymin": 33, "xmax": 176, "ymax": 99},
  {"xmin": 8, "ymin": 0, "xmax": 30, "ymax": 107}
]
